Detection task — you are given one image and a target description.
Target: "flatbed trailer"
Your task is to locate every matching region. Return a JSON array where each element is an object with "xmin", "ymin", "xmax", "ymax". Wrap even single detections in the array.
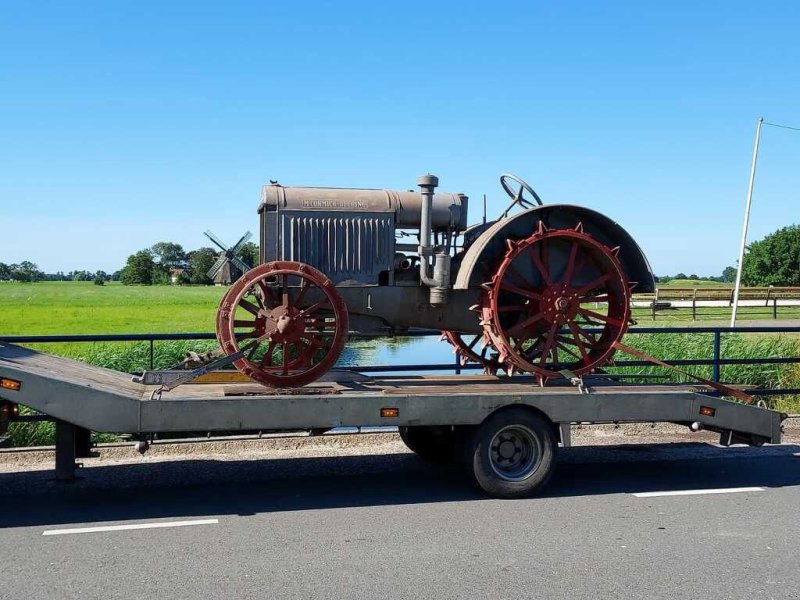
[{"xmin": 0, "ymin": 342, "xmax": 786, "ymax": 498}]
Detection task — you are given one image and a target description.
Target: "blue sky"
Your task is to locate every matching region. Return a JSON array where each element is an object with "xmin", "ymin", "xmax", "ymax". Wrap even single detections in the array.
[{"xmin": 1, "ymin": 0, "xmax": 798, "ymax": 276}]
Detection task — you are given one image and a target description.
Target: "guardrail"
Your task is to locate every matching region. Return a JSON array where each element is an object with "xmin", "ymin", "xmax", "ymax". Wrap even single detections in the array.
[{"xmin": 2, "ymin": 326, "xmax": 800, "ymax": 399}]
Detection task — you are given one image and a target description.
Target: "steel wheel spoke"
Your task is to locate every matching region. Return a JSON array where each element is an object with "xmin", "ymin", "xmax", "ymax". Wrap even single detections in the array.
[
  {"xmin": 295, "ymin": 278, "xmax": 310, "ymax": 307},
  {"xmin": 580, "ymin": 294, "xmax": 610, "ymax": 304},
  {"xmin": 538, "ymin": 323, "xmax": 558, "ymax": 367},
  {"xmin": 562, "ymin": 241, "xmax": 579, "ymax": 285},
  {"xmin": 577, "ymin": 307, "xmax": 623, "ymax": 327},
  {"xmin": 497, "ymin": 303, "xmax": 531, "ymax": 313},
  {"xmin": 554, "ymin": 337, "xmax": 581, "ymax": 360},
  {"xmin": 530, "ymin": 244, "xmax": 552, "ymax": 286},
  {"xmin": 281, "ymin": 275, "xmax": 290, "ymax": 308},
  {"xmin": 568, "ymin": 321, "xmax": 589, "ymax": 359},
  {"xmin": 505, "ymin": 264, "xmax": 532, "ymax": 288},
  {"xmin": 233, "ymin": 319, "xmax": 256, "ymax": 328},
  {"xmin": 238, "ymin": 299, "xmax": 260, "ymax": 316},
  {"xmin": 575, "ymin": 273, "xmax": 611, "ymax": 296},
  {"xmin": 258, "ymin": 341, "xmax": 276, "ymax": 367},
  {"xmin": 499, "ymin": 281, "xmax": 542, "ymax": 301},
  {"xmin": 508, "ymin": 312, "xmax": 544, "ymax": 337}
]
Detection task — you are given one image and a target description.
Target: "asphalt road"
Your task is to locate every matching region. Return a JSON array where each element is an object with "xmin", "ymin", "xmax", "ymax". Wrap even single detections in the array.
[{"xmin": 2, "ymin": 442, "xmax": 800, "ymax": 600}]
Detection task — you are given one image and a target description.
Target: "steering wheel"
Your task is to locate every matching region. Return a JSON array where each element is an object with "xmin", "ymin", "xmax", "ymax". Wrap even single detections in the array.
[{"xmin": 499, "ymin": 173, "xmax": 543, "ymax": 218}]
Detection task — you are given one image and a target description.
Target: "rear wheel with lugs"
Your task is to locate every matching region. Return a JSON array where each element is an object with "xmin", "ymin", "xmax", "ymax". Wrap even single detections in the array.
[{"xmin": 480, "ymin": 223, "xmax": 632, "ymax": 383}]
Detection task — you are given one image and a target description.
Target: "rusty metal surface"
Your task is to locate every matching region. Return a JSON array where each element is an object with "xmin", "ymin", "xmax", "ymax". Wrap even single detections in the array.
[
  {"xmin": 260, "ymin": 183, "xmax": 468, "ymax": 230},
  {"xmin": 454, "ymin": 204, "xmax": 655, "ymax": 293}
]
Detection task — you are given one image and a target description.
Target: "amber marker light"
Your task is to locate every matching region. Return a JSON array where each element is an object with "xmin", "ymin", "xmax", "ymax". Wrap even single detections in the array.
[
  {"xmin": 0, "ymin": 378, "xmax": 21, "ymax": 392},
  {"xmin": 699, "ymin": 406, "xmax": 716, "ymax": 417},
  {"xmin": 380, "ymin": 408, "xmax": 399, "ymax": 418}
]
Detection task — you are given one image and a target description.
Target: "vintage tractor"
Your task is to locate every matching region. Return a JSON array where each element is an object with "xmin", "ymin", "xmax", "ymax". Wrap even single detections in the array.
[{"xmin": 215, "ymin": 174, "xmax": 655, "ymax": 387}]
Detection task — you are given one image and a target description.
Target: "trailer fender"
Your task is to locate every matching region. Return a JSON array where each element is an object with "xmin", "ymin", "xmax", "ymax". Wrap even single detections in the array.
[{"xmin": 454, "ymin": 205, "xmax": 655, "ymax": 293}]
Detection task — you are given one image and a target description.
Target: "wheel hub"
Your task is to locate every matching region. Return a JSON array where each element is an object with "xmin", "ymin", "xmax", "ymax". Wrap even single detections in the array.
[
  {"xmin": 498, "ymin": 439, "xmax": 517, "ymax": 460},
  {"xmin": 540, "ymin": 284, "xmax": 579, "ymax": 324},
  {"xmin": 270, "ymin": 307, "xmax": 306, "ymax": 342},
  {"xmin": 489, "ymin": 426, "xmax": 540, "ymax": 481}
]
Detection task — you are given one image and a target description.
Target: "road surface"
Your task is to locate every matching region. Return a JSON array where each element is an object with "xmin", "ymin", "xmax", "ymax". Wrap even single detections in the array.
[{"xmin": 1, "ymin": 438, "xmax": 799, "ymax": 600}]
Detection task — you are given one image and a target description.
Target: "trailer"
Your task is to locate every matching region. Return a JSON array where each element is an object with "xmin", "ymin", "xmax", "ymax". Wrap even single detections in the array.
[{"xmin": 0, "ymin": 342, "xmax": 785, "ymax": 498}]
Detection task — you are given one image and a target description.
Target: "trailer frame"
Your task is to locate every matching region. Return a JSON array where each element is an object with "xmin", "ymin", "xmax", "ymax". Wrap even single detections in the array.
[{"xmin": 0, "ymin": 342, "xmax": 786, "ymax": 496}]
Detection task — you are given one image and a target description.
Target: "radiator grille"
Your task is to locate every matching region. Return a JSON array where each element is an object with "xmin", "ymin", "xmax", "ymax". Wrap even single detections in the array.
[{"xmin": 280, "ymin": 213, "xmax": 394, "ymax": 284}]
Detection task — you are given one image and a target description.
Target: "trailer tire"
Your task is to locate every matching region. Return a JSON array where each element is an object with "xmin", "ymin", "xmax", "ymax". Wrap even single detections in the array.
[
  {"xmin": 467, "ymin": 407, "xmax": 556, "ymax": 498},
  {"xmin": 398, "ymin": 426, "xmax": 457, "ymax": 463}
]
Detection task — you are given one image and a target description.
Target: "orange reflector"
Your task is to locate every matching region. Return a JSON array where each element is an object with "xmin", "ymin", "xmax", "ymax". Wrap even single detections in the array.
[
  {"xmin": 0, "ymin": 378, "xmax": 21, "ymax": 392},
  {"xmin": 699, "ymin": 406, "xmax": 716, "ymax": 417},
  {"xmin": 380, "ymin": 407, "xmax": 399, "ymax": 418}
]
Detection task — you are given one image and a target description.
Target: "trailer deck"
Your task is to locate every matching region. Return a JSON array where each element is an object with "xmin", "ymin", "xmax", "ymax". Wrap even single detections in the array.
[{"xmin": 0, "ymin": 342, "xmax": 786, "ymax": 495}]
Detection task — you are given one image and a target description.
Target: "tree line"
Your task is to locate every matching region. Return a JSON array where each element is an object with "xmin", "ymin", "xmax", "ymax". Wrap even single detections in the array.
[
  {"xmin": 2, "ymin": 225, "xmax": 798, "ymax": 287},
  {"xmin": 119, "ymin": 241, "xmax": 258, "ymax": 285}
]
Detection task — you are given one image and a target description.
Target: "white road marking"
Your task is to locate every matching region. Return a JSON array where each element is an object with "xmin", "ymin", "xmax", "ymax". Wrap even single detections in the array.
[
  {"xmin": 42, "ymin": 518, "xmax": 219, "ymax": 536},
  {"xmin": 633, "ymin": 487, "xmax": 765, "ymax": 498}
]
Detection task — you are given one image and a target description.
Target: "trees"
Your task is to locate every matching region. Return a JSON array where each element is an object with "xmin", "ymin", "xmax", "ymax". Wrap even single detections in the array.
[
  {"xmin": 721, "ymin": 266, "xmax": 737, "ymax": 283},
  {"xmin": 120, "ymin": 250, "xmax": 157, "ymax": 285},
  {"xmin": 742, "ymin": 225, "xmax": 800, "ymax": 287},
  {"xmin": 151, "ymin": 242, "xmax": 188, "ymax": 270},
  {"xmin": 0, "ymin": 263, "xmax": 10, "ymax": 281},
  {"xmin": 187, "ymin": 247, "xmax": 217, "ymax": 284},
  {"xmin": 239, "ymin": 242, "xmax": 259, "ymax": 269},
  {"xmin": 8, "ymin": 261, "xmax": 43, "ymax": 282},
  {"xmin": 117, "ymin": 240, "xmax": 258, "ymax": 285}
]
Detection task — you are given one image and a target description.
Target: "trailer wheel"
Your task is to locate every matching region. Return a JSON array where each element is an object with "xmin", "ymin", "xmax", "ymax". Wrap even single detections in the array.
[
  {"xmin": 467, "ymin": 408, "xmax": 556, "ymax": 498},
  {"xmin": 398, "ymin": 426, "xmax": 457, "ymax": 463}
]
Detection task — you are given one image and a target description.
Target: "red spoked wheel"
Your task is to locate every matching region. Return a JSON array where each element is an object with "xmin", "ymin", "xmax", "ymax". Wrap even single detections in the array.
[
  {"xmin": 441, "ymin": 330, "xmax": 503, "ymax": 375},
  {"xmin": 215, "ymin": 261, "xmax": 349, "ymax": 387},
  {"xmin": 480, "ymin": 223, "xmax": 632, "ymax": 383}
]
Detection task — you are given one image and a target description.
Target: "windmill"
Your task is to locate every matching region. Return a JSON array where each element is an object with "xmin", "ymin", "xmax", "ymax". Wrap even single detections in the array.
[{"xmin": 204, "ymin": 230, "xmax": 253, "ymax": 285}]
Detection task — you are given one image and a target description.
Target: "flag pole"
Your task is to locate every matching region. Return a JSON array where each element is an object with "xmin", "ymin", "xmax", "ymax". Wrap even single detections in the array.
[{"xmin": 730, "ymin": 117, "xmax": 764, "ymax": 327}]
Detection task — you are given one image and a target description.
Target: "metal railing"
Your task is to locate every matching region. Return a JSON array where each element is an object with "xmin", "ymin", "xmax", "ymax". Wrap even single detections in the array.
[{"xmin": 2, "ymin": 326, "xmax": 800, "ymax": 400}]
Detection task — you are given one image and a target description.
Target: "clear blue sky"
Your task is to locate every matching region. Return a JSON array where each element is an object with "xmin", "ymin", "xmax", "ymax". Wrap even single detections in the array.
[{"xmin": 1, "ymin": 0, "xmax": 798, "ymax": 276}]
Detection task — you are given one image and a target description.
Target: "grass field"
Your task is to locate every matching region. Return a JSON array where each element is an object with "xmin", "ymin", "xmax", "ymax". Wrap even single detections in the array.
[{"xmin": 0, "ymin": 281, "xmax": 226, "ymax": 334}]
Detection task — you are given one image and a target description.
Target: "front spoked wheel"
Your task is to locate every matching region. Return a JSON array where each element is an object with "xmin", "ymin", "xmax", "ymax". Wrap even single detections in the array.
[{"xmin": 215, "ymin": 261, "xmax": 349, "ymax": 387}]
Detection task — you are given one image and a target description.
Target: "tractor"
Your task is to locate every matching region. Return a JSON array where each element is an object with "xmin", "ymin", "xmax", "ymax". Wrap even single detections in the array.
[{"xmin": 214, "ymin": 174, "xmax": 654, "ymax": 386}]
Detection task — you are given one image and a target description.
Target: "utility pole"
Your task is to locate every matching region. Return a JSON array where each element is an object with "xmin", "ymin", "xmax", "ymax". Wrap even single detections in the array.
[{"xmin": 730, "ymin": 117, "xmax": 764, "ymax": 327}]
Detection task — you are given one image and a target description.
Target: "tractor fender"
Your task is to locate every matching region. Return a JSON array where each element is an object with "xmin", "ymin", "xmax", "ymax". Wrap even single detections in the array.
[{"xmin": 453, "ymin": 205, "xmax": 655, "ymax": 293}]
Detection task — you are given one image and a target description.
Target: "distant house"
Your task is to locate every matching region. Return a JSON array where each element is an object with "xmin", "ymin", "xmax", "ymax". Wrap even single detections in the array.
[{"xmin": 169, "ymin": 268, "xmax": 185, "ymax": 285}]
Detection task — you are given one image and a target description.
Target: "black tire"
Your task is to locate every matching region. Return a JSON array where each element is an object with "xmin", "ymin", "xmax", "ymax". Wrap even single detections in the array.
[
  {"xmin": 466, "ymin": 407, "xmax": 556, "ymax": 498},
  {"xmin": 398, "ymin": 426, "xmax": 458, "ymax": 463}
]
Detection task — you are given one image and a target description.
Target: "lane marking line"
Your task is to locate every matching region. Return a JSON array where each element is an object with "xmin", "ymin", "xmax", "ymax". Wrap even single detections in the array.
[
  {"xmin": 633, "ymin": 487, "xmax": 765, "ymax": 498},
  {"xmin": 42, "ymin": 518, "xmax": 219, "ymax": 536}
]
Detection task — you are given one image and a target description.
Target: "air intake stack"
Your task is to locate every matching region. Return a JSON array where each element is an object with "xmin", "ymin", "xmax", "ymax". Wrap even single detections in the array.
[{"xmin": 418, "ymin": 174, "xmax": 451, "ymax": 306}]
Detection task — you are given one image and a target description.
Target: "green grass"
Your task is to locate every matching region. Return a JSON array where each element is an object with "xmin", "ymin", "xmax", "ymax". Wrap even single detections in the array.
[
  {"xmin": 0, "ymin": 281, "xmax": 226, "ymax": 335},
  {"xmin": 616, "ymin": 331, "xmax": 800, "ymax": 414},
  {"xmin": 658, "ymin": 279, "xmax": 732, "ymax": 287}
]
